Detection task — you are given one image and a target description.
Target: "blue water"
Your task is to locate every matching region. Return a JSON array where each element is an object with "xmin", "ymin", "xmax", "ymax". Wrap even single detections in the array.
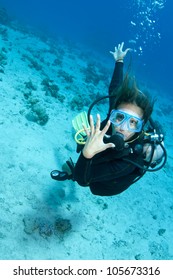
[
  {"xmin": 0, "ymin": 0, "xmax": 173, "ymax": 261},
  {"xmin": 0, "ymin": 0, "xmax": 172, "ymax": 93}
]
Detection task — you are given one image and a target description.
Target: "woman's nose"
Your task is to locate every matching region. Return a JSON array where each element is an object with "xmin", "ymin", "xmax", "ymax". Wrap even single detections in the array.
[{"xmin": 119, "ymin": 121, "xmax": 128, "ymax": 131}]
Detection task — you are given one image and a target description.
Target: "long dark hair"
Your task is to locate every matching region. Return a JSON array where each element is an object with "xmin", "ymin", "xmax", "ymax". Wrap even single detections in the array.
[{"xmin": 112, "ymin": 75, "xmax": 155, "ymax": 123}]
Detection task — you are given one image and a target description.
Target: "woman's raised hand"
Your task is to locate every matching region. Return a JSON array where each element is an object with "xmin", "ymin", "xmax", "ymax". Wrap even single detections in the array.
[
  {"xmin": 82, "ymin": 114, "xmax": 115, "ymax": 159},
  {"xmin": 110, "ymin": 42, "xmax": 131, "ymax": 62}
]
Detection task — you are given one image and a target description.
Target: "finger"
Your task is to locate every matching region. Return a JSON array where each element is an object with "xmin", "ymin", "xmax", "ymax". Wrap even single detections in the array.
[
  {"xmin": 95, "ymin": 114, "xmax": 101, "ymax": 131},
  {"xmin": 101, "ymin": 142, "xmax": 115, "ymax": 153},
  {"xmin": 101, "ymin": 120, "xmax": 111, "ymax": 136},
  {"xmin": 82, "ymin": 123, "xmax": 90, "ymax": 137},
  {"xmin": 114, "ymin": 47, "xmax": 117, "ymax": 52},
  {"xmin": 118, "ymin": 44, "xmax": 120, "ymax": 50},
  {"xmin": 89, "ymin": 115, "xmax": 94, "ymax": 135},
  {"xmin": 124, "ymin": 48, "xmax": 131, "ymax": 54},
  {"xmin": 105, "ymin": 143, "xmax": 116, "ymax": 149},
  {"xmin": 120, "ymin": 42, "xmax": 124, "ymax": 50}
]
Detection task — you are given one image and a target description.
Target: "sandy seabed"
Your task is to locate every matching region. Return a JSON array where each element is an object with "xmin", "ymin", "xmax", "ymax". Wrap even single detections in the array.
[{"xmin": 0, "ymin": 20, "xmax": 173, "ymax": 260}]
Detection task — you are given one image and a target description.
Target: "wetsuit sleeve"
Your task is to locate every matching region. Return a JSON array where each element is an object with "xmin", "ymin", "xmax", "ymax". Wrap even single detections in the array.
[
  {"xmin": 109, "ymin": 62, "xmax": 123, "ymax": 94},
  {"xmin": 74, "ymin": 152, "xmax": 136, "ymax": 186},
  {"xmin": 73, "ymin": 153, "xmax": 92, "ymax": 186},
  {"xmin": 109, "ymin": 62, "xmax": 124, "ymax": 110}
]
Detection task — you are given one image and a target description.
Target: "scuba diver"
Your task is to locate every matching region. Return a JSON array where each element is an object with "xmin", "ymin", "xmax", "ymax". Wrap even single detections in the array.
[{"xmin": 50, "ymin": 42, "xmax": 167, "ymax": 196}]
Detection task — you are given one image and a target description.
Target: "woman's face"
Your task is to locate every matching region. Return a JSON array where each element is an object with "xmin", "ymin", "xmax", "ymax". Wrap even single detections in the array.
[{"xmin": 112, "ymin": 103, "xmax": 144, "ymax": 141}]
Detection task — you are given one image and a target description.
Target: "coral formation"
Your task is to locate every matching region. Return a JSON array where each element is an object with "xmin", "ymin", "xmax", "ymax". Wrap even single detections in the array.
[
  {"xmin": 54, "ymin": 218, "xmax": 72, "ymax": 234},
  {"xmin": 25, "ymin": 103, "xmax": 49, "ymax": 126},
  {"xmin": 0, "ymin": 8, "xmax": 11, "ymax": 25},
  {"xmin": 0, "ymin": 48, "xmax": 7, "ymax": 67},
  {"xmin": 41, "ymin": 78, "xmax": 60, "ymax": 98},
  {"xmin": 23, "ymin": 216, "xmax": 72, "ymax": 240}
]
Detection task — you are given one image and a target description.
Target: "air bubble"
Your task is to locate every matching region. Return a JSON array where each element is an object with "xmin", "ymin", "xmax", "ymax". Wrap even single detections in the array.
[{"xmin": 129, "ymin": 0, "xmax": 166, "ymax": 55}]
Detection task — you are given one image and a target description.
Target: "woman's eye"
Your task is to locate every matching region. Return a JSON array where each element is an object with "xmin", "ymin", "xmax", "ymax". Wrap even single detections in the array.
[
  {"xmin": 130, "ymin": 119, "xmax": 137, "ymax": 127},
  {"xmin": 116, "ymin": 114, "xmax": 124, "ymax": 122}
]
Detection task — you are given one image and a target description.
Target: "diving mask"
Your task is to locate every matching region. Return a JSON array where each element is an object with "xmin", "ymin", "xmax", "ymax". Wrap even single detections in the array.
[{"xmin": 109, "ymin": 109, "xmax": 143, "ymax": 133}]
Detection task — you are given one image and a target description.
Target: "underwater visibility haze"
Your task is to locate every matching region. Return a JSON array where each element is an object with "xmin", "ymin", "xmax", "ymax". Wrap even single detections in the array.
[
  {"xmin": 0, "ymin": 0, "xmax": 172, "ymax": 92},
  {"xmin": 0, "ymin": 0, "xmax": 173, "ymax": 260}
]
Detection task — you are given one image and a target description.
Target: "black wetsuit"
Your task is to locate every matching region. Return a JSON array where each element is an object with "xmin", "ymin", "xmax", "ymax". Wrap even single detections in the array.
[{"xmin": 73, "ymin": 62, "xmax": 145, "ymax": 196}]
